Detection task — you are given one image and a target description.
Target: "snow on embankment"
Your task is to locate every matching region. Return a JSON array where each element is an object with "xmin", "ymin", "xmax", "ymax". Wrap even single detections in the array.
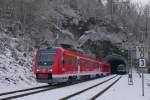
[{"xmin": 0, "ymin": 33, "xmax": 39, "ymax": 90}]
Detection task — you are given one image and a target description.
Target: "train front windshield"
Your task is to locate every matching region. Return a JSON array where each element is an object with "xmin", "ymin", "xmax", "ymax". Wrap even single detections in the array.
[{"xmin": 38, "ymin": 48, "xmax": 56, "ymax": 68}]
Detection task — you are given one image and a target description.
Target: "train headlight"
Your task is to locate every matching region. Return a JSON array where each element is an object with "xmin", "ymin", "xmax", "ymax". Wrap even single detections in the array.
[
  {"xmin": 37, "ymin": 69, "xmax": 40, "ymax": 72},
  {"xmin": 49, "ymin": 69, "xmax": 52, "ymax": 72}
]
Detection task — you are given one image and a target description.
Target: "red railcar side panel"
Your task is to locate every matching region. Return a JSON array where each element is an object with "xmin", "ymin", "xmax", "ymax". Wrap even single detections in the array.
[{"xmin": 33, "ymin": 47, "xmax": 112, "ymax": 83}]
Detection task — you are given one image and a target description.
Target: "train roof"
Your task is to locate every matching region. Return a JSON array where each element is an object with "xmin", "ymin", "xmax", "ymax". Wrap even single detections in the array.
[{"xmin": 35, "ymin": 45, "xmax": 108, "ymax": 64}]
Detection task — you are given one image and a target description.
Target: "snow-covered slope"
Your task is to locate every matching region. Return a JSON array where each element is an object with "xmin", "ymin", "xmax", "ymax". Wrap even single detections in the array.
[{"xmin": 0, "ymin": 32, "xmax": 39, "ymax": 90}]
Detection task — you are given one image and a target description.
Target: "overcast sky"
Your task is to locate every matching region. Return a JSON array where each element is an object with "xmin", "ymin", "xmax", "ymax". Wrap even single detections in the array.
[{"xmin": 131, "ymin": 0, "xmax": 150, "ymax": 6}]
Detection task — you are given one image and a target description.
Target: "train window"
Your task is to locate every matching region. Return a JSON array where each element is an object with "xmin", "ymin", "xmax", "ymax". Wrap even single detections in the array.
[
  {"xmin": 68, "ymin": 57, "xmax": 76, "ymax": 65},
  {"xmin": 93, "ymin": 63, "xmax": 95, "ymax": 67},
  {"xmin": 73, "ymin": 58, "xmax": 76, "ymax": 65},
  {"xmin": 61, "ymin": 54, "xmax": 66, "ymax": 64},
  {"xmin": 87, "ymin": 61, "xmax": 92, "ymax": 67},
  {"xmin": 85, "ymin": 61, "xmax": 89, "ymax": 67},
  {"xmin": 90, "ymin": 62, "xmax": 92, "ymax": 67},
  {"xmin": 68, "ymin": 58, "xmax": 72, "ymax": 65},
  {"xmin": 87, "ymin": 61, "xmax": 90, "ymax": 67},
  {"xmin": 80, "ymin": 60, "xmax": 83, "ymax": 66},
  {"xmin": 83, "ymin": 60, "xmax": 86, "ymax": 67},
  {"xmin": 38, "ymin": 48, "xmax": 56, "ymax": 68}
]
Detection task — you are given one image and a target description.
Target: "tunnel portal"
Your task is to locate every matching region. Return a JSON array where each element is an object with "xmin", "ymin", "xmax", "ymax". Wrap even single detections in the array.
[{"xmin": 104, "ymin": 54, "xmax": 127, "ymax": 74}]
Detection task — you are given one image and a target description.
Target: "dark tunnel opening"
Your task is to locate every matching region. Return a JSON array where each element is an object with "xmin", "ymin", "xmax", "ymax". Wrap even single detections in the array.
[
  {"xmin": 108, "ymin": 59, "xmax": 126, "ymax": 74},
  {"xmin": 104, "ymin": 55, "xmax": 127, "ymax": 75}
]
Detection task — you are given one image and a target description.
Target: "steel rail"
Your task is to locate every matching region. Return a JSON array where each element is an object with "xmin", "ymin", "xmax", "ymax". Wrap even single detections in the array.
[
  {"xmin": 60, "ymin": 75, "xmax": 118, "ymax": 100},
  {"xmin": 0, "ymin": 85, "xmax": 50, "ymax": 96},
  {"xmin": 0, "ymin": 75, "xmax": 111, "ymax": 100},
  {"xmin": 90, "ymin": 76, "xmax": 122, "ymax": 100}
]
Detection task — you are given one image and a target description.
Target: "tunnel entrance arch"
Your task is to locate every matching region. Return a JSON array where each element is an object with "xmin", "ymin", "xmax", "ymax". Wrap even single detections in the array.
[{"xmin": 103, "ymin": 54, "xmax": 128, "ymax": 74}]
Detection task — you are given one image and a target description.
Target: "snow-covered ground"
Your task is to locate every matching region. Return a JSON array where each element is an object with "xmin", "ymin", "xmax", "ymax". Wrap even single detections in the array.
[
  {"xmin": 99, "ymin": 73, "xmax": 150, "ymax": 100},
  {"xmin": 15, "ymin": 75, "xmax": 116, "ymax": 100},
  {"xmin": 13, "ymin": 72, "xmax": 150, "ymax": 100}
]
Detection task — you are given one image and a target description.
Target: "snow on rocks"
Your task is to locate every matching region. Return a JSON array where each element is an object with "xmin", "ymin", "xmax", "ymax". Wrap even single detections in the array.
[{"xmin": 0, "ymin": 32, "xmax": 40, "ymax": 93}]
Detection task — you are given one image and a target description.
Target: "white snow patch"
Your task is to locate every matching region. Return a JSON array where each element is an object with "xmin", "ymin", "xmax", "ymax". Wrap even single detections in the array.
[
  {"xmin": 14, "ymin": 72, "xmax": 150, "ymax": 100},
  {"xmin": 97, "ymin": 73, "xmax": 150, "ymax": 100}
]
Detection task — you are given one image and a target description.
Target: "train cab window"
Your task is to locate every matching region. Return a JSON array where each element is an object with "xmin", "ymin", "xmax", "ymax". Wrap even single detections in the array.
[
  {"xmin": 61, "ymin": 54, "xmax": 66, "ymax": 64},
  {"xmin": 38, "ymin": 48, "xmax": 57, "ymax": 68}
]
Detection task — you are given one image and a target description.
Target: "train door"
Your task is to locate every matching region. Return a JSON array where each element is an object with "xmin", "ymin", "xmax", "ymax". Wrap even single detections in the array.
[
  {"xmin": 61, "ymin": 53, "xmax": 67, "ymax": 75},
  {"xmin": 65, "ymin": 54, "xmax": 71, "ymax": 74},
  {"xmin": 99, "ymin": 63, "xmax": 102, "ymax": 75},
  {"xmin": 77, "ymin": 56, "xmax": 80, "ymax": 79}
]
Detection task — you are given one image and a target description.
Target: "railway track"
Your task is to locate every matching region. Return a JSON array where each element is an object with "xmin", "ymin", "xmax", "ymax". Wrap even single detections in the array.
[
  {"xmin": 0, "ymin": 75, "xmax": 115, "ymax": 100},
  {"xmin": 60, "ymin": 75, "xmax": 121, "ymax": 100},
  {"xmin": 90, "ymin": 76, "xmax": 121, "ymax": 100},
  {"xmin": 0, "ymin": 84, "xmax": 58, "ymax": 100},
  {"xmin": 0, "ymin": 85, "xmax": 50, "ymax": 97}
]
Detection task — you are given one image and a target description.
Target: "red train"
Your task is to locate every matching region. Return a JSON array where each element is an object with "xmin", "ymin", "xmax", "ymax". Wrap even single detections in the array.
[{"xmin": 33, "ymin": 46, "xmax": 111, "ymax": 84}]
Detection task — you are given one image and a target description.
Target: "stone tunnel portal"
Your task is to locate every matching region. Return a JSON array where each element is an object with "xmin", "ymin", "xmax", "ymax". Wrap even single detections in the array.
[{"xmin": 104, "ymin": 54, "xmax": 127, "ymax": 74}]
